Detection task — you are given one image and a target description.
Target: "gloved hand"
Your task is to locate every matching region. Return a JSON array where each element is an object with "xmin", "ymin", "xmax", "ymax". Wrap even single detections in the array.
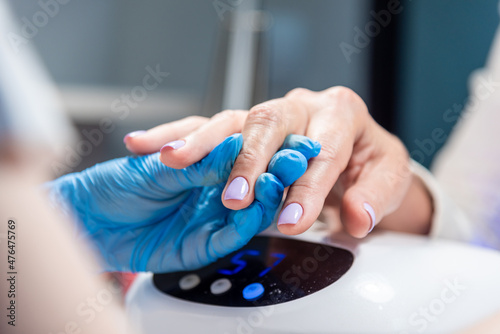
[{"xmin": 45, "ymin": 134, "xmax": 320, "ymax": 273}]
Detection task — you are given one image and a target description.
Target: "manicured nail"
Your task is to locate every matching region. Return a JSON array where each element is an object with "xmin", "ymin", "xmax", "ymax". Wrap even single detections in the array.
[
  {"xmin": 161, "ymin": 140, "xmax": 186, "ymax": 152},
  {"xmin": 278, "ymin": 203, "xmax": 303, "ymax": 225},
  {"xmin": 224, "ymin": 177, "xmax": 249, "ymax": 200},
  {"xmin": 363, "ymin": 202, "xmax": 376, "ymax": 233},
  {"xmin": 123, "ymin": 130, "xmax": 146, "ymax": 143}
]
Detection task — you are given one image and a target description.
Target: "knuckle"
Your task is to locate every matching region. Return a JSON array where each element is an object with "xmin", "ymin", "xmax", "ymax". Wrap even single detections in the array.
[
  {"xmin": 310, "ymin": 142, "xmax": 349, "ymax": 177},
  {"xmin": 319, "ymin": 143, "xmax": 340, "ymax": 160},
  {"xmin": 326, "ymin": 86, "xmax": 364, "ymax": 105},
  {"xmin": 392, "ymin": 140, "xmax": 411, "ymax": 175},
  {"xmin": 285, "ymin": 87, "xmax": 312, "ymax": 99},
  {"xmin": 325, "ymin": 86, "xmax": 357, "ymax": 99},
  {"xmin": 324, "ymin": 86, "xmax": 369, "ymax": 117},
  {"xmin": 231, "ymin": 110, "xmax": 249, "ymax": 123},
  {"xmin": 395, "ymin": 138, "xmax": 409, "ymax": 158},
  {"xmin": 292, "ymin": 178, "xmax": 331, "ymax": 200},
  {"xmin": 248, "ymin": 104, "xmax": 284, "ymax": 128},
  {"xmin": 214, "ymin": 109, "xmax": 238, "ymax": 120},
  {"xmin": 292, "ymin": 181, "xmax": 318, "ymax": 194},
  {"xmin": 185, "ymin": 115, "xmax": 208, "ymax": 123},
  {"xmin": 317, "ymin": 144, "xmax": 343, "ymax": 167},
  {"xmin": 238, "ymin": 147, "xmax": 263, "ymax": 166},
  {"xmin": 213, "ymin": 109, "xmax": 247, "ymax": 127},
  {"xmin": 384, "ymin": 130, "xmax": 409, "ymax": 158}
]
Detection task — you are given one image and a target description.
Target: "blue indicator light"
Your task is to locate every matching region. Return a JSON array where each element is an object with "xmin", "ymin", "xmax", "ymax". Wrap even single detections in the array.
[{"xmin": 243, "ymin": 283, "xmax": 265, "ymax": 301}]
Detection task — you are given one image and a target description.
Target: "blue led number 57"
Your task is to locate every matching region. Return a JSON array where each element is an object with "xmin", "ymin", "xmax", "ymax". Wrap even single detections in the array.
[{"xmin": 218, "ymin": 250, "xmax": 286, "ymax": 277}]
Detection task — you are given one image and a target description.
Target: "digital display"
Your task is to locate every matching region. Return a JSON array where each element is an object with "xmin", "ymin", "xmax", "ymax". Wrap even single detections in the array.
[
  {"xmin": 153, "ymin": 236, "xmax": 354, "ymax": 307},
  {"xmin": 217, "ymin": 250, "xmax": 286, "ymax": 277}
]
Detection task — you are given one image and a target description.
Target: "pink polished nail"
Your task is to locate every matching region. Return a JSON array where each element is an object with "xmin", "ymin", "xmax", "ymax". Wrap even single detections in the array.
[
  {"xmin": 123, "ymin": 130, "xmax": 146, "ymax": 143},
  {"xmin": 224, "ymin": 177, "xmax": 249, "ymax": 200},
  {"xmin": 278, "ymin": 203, "xmax": 303, "ymax": 225},
  {"xmin": 161, "ymin": 140, "xmax": 186, "ymax": 152},
  {"xmin": 363, "ymin": 202, "xmax": 376, "ymax": 233}
]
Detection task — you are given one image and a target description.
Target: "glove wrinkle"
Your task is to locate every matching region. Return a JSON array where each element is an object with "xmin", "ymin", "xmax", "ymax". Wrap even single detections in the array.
[{"xmin": 43, "ymin": 134, "xmax": 320, "ymax": 272}]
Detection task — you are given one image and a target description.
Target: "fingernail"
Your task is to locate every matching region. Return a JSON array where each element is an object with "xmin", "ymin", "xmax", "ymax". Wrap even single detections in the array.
[
  {"xmin": 363, "ymin": 202, "xmax": 376, "ymax": 233},
  {"xmin": 278, "ymin": 203, "xmax": 303, "ymax": 225},
  {"xmin": 123, "ymin": 130, "xmax": 146, "ymax": 143},
  {"xmin": 224, "ymin": 177, "xmax": 249, "ymax": 200},
  {"xmin": 161, "ymin": 140, "xmax": 186, "ymax": 152}
]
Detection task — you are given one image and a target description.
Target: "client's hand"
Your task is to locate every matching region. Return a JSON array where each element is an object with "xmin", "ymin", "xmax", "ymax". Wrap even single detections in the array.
[
  {"xmin": 46, "ymin": 134, "xmax": 320, "ymax": 273},
  {"xmin": 124, "ymin": 87, "xmax": 430, "ymax": 238}
]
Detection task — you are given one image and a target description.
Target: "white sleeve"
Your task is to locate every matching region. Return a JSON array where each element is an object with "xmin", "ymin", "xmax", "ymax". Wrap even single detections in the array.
[
  {"xmin": 410, "ymin": 160, "xmax": 473, "ymax": 242},
  {"xmin": 430, "ymin": 23, "xmax": 500, "ymax": 249}
]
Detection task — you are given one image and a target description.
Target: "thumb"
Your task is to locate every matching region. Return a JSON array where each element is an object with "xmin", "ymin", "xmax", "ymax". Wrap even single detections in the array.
[
  {"xmin": 208, "ymin": 202, "xmax": 265, "ymax": 259},
  {"xmin": 254, "ymin": 173, "xmax": 284, "ymax": 233}
]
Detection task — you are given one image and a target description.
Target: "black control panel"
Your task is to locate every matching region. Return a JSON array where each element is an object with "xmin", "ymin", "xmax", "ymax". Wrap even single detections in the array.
[{"xmin": 153, "ymin": 236, "xmax": 354, "ymax": 307}]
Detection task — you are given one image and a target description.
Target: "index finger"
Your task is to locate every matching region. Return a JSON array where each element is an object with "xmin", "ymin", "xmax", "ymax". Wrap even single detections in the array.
[
  {"xmin": 124, "ymin": 116, "xmax": 208, "ymax": 155},
  {"xmin": 221, "ymin": 92, "xmax": 312, "ymax": 210}
]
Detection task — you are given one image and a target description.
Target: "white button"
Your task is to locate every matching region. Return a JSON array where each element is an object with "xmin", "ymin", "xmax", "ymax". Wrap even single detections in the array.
[
  {"xmin": 179, "ymin": 274, "xmax": 201, "ymax": 290},
  {"xmin": 210, "ymin": 278, "xmax": 232, "ymax": 295}
]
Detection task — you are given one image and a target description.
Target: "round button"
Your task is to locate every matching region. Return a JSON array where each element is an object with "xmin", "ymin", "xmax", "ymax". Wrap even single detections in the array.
[
  {"xmin": 210, "ymin": 278, "xmax": 232, "ymax": 295},
  {"xmin": 179, "ymin": 274, "xmax": 201, "ymax": 291},
  {"xmin": 243, "ymin": 282, "xmax": 265, "ymax": 301}
]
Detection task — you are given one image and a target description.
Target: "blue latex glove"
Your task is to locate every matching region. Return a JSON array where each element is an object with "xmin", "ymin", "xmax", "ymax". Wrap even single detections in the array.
[{"xmin": 46, "ymin": 134, "xmax": 320, "ymax": 273}]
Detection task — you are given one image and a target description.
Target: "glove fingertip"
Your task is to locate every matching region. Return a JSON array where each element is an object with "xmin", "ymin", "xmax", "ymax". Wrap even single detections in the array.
[
  {"xmin": 268, "ymin": 150, "xmax": 307, "ymax": 188},
  {"xmin": 282, "ymin": 134, "xmax": 320, "ymax": 160},
  {"xmin": 208, "ymin": 202, "xmax": 263, "ymax": 262},
  {"xmin": 215, "ymin": 133, "xmax": 244, "ymax": 167},
  {"xmin": 255, "ymin": 173, "xmax": 284, "ymax": 207},
  {"xmin": 230, "ymin": 201, "xmax": 264, "ymax": 243},
  {"xmin": 228, "ymin": 132, "xmax": 243, "ymax": 141},
  {"xmin": 312, "ymin": 140, "xmax": 322, "ymax": 158}
]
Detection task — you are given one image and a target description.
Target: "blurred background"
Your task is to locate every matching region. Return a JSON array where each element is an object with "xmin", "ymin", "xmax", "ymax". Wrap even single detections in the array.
[{"xmin": 7, "ymin": 0, "xmax": 499, "ymax": 174}]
